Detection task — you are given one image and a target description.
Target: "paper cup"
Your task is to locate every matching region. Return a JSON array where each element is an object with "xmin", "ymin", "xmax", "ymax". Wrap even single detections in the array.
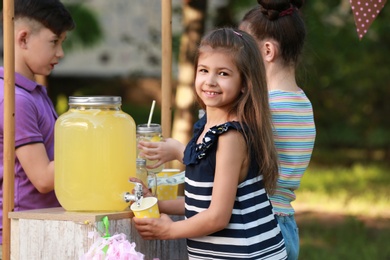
[
  {"xmin": 157, "ymin": 169, "xmax": 180, "ymax": 200},
  {"xmin": 130, "ymin": 197, "xmax": 160, "ymax": 218}
]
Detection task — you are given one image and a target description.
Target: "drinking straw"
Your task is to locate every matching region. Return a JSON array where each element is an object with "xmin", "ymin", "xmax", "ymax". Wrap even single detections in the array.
[{"xmin": 147, "ymin": 100, "xmax": 156, "ymax": 127}]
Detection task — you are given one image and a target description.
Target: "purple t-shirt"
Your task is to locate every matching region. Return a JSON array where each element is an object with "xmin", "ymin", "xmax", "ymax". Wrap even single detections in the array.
[{"xmin": 0, "ymin": 67, "xmax": 61, "ymax": 243}]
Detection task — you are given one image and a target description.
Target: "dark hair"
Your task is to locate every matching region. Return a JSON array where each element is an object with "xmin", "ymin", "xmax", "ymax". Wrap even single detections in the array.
[
  {"xmin": 240, "ymin": 0, "xmax": 306, "ymax": 66},
  {"xmin": 194, "ymin": 28, "xmax": 279, "ymax": 194},
  {"xmin": 15, "ymin": 0, "xmax": 75, "ymax": 35}
]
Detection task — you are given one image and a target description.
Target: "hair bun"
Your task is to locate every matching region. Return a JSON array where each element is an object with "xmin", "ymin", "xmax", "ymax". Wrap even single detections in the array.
[
  {"xmin": 259, "ymin": 5, "xmax": 279, "ymax": 21},
  {"xmin": 257, "ymin": 0, "xmax": 303, "ymax": 20}
]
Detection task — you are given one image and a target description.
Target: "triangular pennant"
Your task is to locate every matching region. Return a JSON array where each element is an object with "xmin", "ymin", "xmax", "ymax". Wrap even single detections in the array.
[{"xmin": 350, "ymin": 0, "xmax": 387, "ymax": 40}]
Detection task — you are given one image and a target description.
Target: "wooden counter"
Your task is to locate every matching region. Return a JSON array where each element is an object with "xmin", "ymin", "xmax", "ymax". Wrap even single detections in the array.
[{"xmin": 9, "ymin": 207, "xmax": 187, "ymax": 260}]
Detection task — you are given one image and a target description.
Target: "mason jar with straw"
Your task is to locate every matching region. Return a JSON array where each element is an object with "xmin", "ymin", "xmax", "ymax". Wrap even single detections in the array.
[{"xmin": 136, "ymin": 100, "xmax": 164, "ymax": 196}]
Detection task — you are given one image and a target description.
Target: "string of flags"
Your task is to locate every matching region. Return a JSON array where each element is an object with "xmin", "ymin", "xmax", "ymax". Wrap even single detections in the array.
[{"xmin": 350, "ymin": 0, "xmax": 387, "ymax": 40}]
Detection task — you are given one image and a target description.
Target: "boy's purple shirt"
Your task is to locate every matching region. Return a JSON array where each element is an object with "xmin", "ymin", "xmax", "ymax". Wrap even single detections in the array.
[{"xmin": 0, "ymin": 67, "xmax": 60, "ymax": 244}]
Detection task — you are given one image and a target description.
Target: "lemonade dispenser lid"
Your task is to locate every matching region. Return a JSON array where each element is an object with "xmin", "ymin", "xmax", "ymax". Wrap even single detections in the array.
[{"xmin": 68, "ymin": 96, "xmax": 122, "ymax": 105}]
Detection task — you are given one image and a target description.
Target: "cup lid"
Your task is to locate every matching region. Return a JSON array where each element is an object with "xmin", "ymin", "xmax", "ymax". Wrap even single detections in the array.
[{"xmin": 136, "ymin": 123, "xmax": 162, "ymax": 133}]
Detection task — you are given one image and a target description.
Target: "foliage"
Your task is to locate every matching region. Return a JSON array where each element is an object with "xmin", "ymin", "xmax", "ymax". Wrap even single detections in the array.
[
  {"xmin": 0, "ymin": 2, "xmax": 103, "ymax": 51},
  {"xmin": 299, "ymin": 1, "xmax": 390, "ymax": 153},
  {"xmin": 122, "ymin": 103, "xmax": 162, "ymax": 126},
  {"xmin": 63, "ymin": 3, "xmax": 103, "ymax": 50}
]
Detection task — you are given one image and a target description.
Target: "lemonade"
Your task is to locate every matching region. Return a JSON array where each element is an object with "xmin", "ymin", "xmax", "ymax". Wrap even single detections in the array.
[
  {"xmin": 55, "ymin": 97, "xmax": 136, "ymax": 211},
  {"xmin": 136, "ymin": 123, "xmax": 164, "ymax": 173},
  {"xmin": 136, "ymin": 158, "xmax": 148, "ymax": 186},
  {"xmin": 156, "ymin": 169, "xmax": 181, "ymax": 200}
]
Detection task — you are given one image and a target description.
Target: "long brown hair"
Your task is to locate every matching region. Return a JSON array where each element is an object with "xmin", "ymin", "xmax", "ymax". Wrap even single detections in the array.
[{"xmin": 194, "ymin": 28, "xmax": 279, "ymax": 194}]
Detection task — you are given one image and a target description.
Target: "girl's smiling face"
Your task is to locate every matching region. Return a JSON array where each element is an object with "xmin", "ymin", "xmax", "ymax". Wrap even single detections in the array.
[{"xmin": 195, "ymin": 50, "xmax": 243, "ymax": 111}]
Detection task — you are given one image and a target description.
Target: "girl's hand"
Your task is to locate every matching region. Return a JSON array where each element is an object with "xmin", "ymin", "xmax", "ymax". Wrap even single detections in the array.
[
  {"xmin": 129, "ymin": 177, "xmax": 153, "ymax": 198},
  {"xmin": 137, "ymin": 138, "xmax": 185, "ymax": 168},
  {"xmin": 132, "ymin": 213, "xmax": 173, "ymax": 240}
]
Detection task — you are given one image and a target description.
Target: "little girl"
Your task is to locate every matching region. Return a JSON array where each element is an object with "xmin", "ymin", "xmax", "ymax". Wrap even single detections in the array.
[{"xmin": 133, "ymin": 28, "xmax": 286, "ymax": 259}]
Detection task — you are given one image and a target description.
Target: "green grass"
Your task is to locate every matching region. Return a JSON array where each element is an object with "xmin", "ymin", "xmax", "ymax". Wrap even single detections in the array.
[
  {"xmin": 298, "ymin": 215, "xmax": 390, "ymax": 260},
  {"xmin": 294, "ymin": 164, "xmax": 390, "ymax": 217},
  {"xmin": 294, "ymin": 163, "xmax": 390, "ymax": 259}
]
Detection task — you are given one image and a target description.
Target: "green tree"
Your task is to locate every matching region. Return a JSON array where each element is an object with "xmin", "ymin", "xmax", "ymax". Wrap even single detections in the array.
[
  {"xmin": 0, "ymin": 2, "xmax": 103, "ymax": 50},
  {"xmin": 63, "ymin": 3, "xmax": 103, "ymax": 51},
  {"xmin": 300, "ymin": 0, "xmax": 390, "ymax": 162}
]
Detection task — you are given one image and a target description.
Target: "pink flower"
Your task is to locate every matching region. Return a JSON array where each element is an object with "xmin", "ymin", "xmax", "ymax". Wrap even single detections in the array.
[{"xmin": 81, "ymin": 232, "xmax": 150, "ymax": 260}]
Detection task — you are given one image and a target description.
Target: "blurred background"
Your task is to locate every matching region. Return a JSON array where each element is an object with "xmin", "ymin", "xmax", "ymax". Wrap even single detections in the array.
[{"xmin": 1, "ymin": 0, "xmax": 390, "ymax": 259}]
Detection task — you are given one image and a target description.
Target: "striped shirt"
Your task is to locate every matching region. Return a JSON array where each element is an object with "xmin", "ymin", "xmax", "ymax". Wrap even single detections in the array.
[
  {"xmin": 183, "ymin": 121, "xmax": 287, "ymax": 259},
  {"xmin": 269, "ymin": 90, "xmax": 316, "ymax": 216}
]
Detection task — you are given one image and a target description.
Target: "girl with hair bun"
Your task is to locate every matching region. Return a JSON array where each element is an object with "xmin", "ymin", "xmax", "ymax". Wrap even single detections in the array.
[{"xmin": 240, "ymin": 1, "xmax": 316, "ymax": 259}]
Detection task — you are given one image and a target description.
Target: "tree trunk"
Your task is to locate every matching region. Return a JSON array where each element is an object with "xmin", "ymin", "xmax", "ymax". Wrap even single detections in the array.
[{"xmin": 171, "ymin": 0, "xmax": 207, "ymax": 170}]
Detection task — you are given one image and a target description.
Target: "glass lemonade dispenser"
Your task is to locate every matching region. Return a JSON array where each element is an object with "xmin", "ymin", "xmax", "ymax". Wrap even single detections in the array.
[{"xmin": 54, "ymin": 96, "xmax": 136, "ymax": 211}]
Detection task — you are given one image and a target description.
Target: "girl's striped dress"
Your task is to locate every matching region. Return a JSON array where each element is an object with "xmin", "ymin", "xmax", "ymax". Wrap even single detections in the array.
[{"xmin": 183, "ymin": 121, "xmax": 287, "ymax": 260}]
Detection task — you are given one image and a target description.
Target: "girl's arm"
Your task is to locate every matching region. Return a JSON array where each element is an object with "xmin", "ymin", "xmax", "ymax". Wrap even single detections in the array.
[
  {"xmin": 158, "ymin": 198, "xmax": 185, "ymax": 215},
  {"xmin": 133, "ymin": 130, "xmax": 248, "ymax": 240}
]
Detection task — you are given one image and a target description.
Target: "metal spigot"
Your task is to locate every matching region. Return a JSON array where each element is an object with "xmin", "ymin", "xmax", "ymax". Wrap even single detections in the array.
[{"xmin": 124, "ymin": 182, "xmax": 143, "ymax": 207}]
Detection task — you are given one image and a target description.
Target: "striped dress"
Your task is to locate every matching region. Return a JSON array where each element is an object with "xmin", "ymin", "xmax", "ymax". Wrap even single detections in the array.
[
  {"xmin": 183, "ymin": 121, "xmax": 287, "ymax": 260},
  {"xmin": 268, "ymin": 90, "xmax": 316, "ymax": 216}
]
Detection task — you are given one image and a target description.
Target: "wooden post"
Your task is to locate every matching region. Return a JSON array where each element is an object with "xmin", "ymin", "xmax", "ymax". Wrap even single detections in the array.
[
  {"xmin": 2, "ymin": 0, "xmax": 15, "ymax": 259},
  {"xmin": 161, "ymin": 0, "xmax": 172, "ymax": 138}
]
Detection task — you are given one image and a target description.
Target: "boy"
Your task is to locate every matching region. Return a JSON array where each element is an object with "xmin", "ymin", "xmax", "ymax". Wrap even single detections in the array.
[{"xmin": 0, "ymin": 0, "xmax": 75, "ymax": 256}]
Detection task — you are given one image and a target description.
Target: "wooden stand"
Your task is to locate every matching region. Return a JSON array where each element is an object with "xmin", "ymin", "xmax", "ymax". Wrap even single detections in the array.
[{"xmin": 9, "ymin": 207, "xmax": 187, "ymax": 260}]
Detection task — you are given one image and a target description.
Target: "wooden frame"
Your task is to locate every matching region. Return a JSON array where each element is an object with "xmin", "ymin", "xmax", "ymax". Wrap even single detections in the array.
[{"xmin": 1, "ymin": 1, "xmax": 173, "ymax": 259}]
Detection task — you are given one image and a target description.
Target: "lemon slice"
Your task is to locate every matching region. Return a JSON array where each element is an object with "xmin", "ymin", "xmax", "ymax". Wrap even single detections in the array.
[{"xmin": 151, "ymin": 135, "xmax": 161, "ymax": 142}]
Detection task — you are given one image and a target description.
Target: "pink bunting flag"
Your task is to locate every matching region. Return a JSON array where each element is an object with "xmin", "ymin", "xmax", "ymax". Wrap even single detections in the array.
[{"xmin": 350, "ymin": 0, "xmax": 387, "ymax": 40}]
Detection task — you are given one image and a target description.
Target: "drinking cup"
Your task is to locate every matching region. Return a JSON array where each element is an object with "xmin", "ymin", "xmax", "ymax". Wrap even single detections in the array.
[
  {"xmin": 136, "ymin": 123, "xmax": 164, "ymax": 173},
  {"xmin": 157, "ymin": 169, "xmax": 181, "ymax": 200},
  {"xmin": 130, "ymin": 197, "xmax": 160, "ymax": 218}
]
